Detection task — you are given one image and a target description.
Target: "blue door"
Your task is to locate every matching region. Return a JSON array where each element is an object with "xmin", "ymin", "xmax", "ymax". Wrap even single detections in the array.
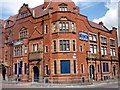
[
  {"xmin": 89, "ymin": 65, "xmax": 94, "ymax": 80},
  {"xmin": 33, "ymin": 66, "xmax": 39, "ymax": 82}
]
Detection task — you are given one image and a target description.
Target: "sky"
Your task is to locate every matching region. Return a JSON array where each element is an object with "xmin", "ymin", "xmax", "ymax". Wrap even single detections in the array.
[{"xmin": 0, "ymin": 0, "xmax": 120, "ymax": 46}]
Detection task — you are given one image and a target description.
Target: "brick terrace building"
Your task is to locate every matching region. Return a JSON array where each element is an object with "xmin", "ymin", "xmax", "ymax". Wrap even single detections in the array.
[{"xmin": 0, "ymin": 0, "xmax": 119, "ymax": 82}]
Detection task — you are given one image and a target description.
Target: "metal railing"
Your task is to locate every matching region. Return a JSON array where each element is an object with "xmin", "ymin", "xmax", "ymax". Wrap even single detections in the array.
[{"xmin": 43, "ymin": 77, "xmax": 92, "ymax": 85}]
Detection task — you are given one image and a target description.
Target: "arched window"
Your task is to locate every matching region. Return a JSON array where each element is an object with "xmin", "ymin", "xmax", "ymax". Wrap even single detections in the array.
[{"xmin": 19, "ymin": 27, "xmax": 28, "ymax": 39}]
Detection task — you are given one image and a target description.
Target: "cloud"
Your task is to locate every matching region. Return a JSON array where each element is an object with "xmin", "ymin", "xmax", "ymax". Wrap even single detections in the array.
[
  {"xmin": 0, "ymin": 0, "xmax": 44, "ymax": 19},
  {"xmin": 93, "ymin": 0, "xmax": 118, "ymax": 30}
]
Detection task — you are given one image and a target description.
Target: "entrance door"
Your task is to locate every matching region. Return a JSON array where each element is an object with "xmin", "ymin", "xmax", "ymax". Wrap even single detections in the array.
[
  {"xmin": 33, "ymin": 66, "xmax": 39, "ymax": 82},
  {"xmin": 89, "ymin": 65, "xmax": 95, "ymax": 80},
  {"xmin": 113, "ymin": 66, "xmax": 116, "ymax": 77}
]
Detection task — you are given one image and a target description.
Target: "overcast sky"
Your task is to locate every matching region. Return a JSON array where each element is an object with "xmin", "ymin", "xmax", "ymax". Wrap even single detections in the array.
[{"xmin": 0, "ymin": 0, "xmax": 120, "ymax": 45}]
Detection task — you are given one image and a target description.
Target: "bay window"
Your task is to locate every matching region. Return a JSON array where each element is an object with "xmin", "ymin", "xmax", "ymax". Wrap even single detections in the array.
[{"xmin": 59, "ymin": 22, "xmax": 69, "ymax": 32}]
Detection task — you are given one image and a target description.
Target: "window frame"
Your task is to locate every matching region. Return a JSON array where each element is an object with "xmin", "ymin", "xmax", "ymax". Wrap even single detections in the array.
[
  {"xmin": 45, "ymin": 46, "xmax": 49, "ymax": 53},
  {"xmin": 103, "ymin": 63, "xmax": 109, "ymax": 72},
  {"xmin": 59, "ymin": 7, "xmax": 68, "ymax": 11},
  {"xmin": 14, "ymin": 46, "xmax": 22, "ymax": 57},
  {"xmin": 59, "ymin": 22, "xmax": 69, "ymax": 32},
  {"xmin": 80, "ymin": 45, "xmax": 83, "ymax": 52},
  {"xmin": 90, "ymin": 44, "xmax": 97, "ymax": 54},
  {"xmin": 73, "ymin": 60, "xmax": 76, "ymax": 74},
  {"xmin": 89, "ymin": 34, "xmax": 97, "ymax": 42},
  {"xmin": 53, "ymin": 40, "xmax": 57, "ymax": 52},
  {"xmin": 59, "ymin": 40, "xmax": 70, "ymax": 51},
  {"xmin": 33, "ymin": 43, "xmax": 38, "ymax": 52},
  {"xmin": 54, "ymin": 61, "xmax": 57, "ymax": 74},
  {"xmin": 81, "ymin": 64, "xmax": 84, "ymax": 74},
  {"xmin": 101, "ymin": 46, "xmax": 108, "ymax": 55},
  {"xmin": 24, "ymin": 63, "xmax": 27, "ymax": 75}
]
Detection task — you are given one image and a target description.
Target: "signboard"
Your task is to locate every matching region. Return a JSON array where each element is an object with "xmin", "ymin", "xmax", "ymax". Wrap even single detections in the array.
[
  {"xmin": 14, "ymin": 40, "xmax": 23, "ymax": 46},
  {"xmin": 79, "ymin": 32, "xmax": 88, "ymax": 41}
]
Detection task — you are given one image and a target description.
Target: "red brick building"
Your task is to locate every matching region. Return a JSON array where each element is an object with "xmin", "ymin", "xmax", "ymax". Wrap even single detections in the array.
[{"xmin": 0, "ymin": 0, "xmax": 119, "ymax": 82}]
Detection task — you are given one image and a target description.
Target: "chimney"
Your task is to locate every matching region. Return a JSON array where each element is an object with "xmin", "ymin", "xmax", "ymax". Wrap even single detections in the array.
[
  {"xmin": 112, "ymin": 27, "xmax": 117, "ymax": 31},
  {"xmin": 44, "ymin": 0, "xmax": 50, "ymax": 9},
  {"xmin": 99, "ymin": 21, "xmax": 104, "ymax": 26}
]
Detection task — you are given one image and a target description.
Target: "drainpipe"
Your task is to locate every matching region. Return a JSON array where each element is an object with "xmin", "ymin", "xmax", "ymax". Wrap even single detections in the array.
[
  {"xmin": 98, "ymin": 32, "xmax": 103, "ymax": 80},
  {"xmin": 42, "ymin": 17, "xmax": 44, "ymax": 82},
  {"xmin": 9, "ymin": 29, "xmax": 13, "ymax": 80}
]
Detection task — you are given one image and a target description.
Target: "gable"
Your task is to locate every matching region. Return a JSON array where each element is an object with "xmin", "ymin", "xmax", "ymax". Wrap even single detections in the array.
[
  {"xmin": 29, "ymin": 27, "xmax": 43, "ymax": 39},
  {"xmin": 17, "ymin": 3, "xmax": 32, "ymax": 19}
]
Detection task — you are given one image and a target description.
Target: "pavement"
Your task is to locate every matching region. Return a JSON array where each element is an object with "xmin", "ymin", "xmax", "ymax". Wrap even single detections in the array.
[{"xmin": 0, "ymin": 78, "xmax": 119, "ymax": 88}]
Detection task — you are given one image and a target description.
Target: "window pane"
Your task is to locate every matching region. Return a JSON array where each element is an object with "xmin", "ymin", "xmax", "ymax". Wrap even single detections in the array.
[
  {"xmin": 63, "ymin": 22, "xmax": 65, "ymax": 30},
  {"xmin": 103, "ymin": 63, "xmax": 105, "ymax": 72},
  {"xmin": 53, "ymin": 23, "xmax": 56, "ymax": 32},
  {"xmin": 46, "ymin": 65, "xmax": 49, "ymax": 74},
  {"xmin": 90, "ymin": 45, "xmax": 93, "ymax": 53},
  {"xmin": 93, "ymin": 35, "xmax": 97, "ymax": 41},
  {"xmin": 66, "ymin": 22, "xmax": 69, "ymax": 31},
  {"xmin": 106, "ymin": 63, "xmax": 109, "ymax": 72},
  {"xmin": 81, "ymin": 64, "xmax": 84, "ymax": 73},
  {"xmin": 65, "ymin": 7, "xmax": 68, "ymax": 11},
  {"xmin": 94, "ymin": 45, "xmax": 97, "ymax": 54},
  {"xmin": 60, "ymin": 40, "xmax": 63, "ymax": 51},
  {"xmin": 104, "ymin": 47, "xmax": 107, "ymax": 55},
  {"xmin": 24, "ymin": 63, "xmax": 27, "ymax": 74},
  {"xmin": 73, "ymin": 60, "xmax": 76, "ymax": 73},
  {"xmin": 15, "ymin": 64, "xmax": 17, "ymax": 74},
  {"xmin": 72, "ymin": 23, "xmax": 74, "ymax": 31},
  {"xmin": 89, "ymin": 34, "xmax": 92, "ymax": 41},
  {"xmin": 73, "ymin": 40, "xmax": 75, "ymax": 51},
  {"xmin": 113, "ymin": 49, "xmax": 116, "ymax": 56},
  {"xmin": 54, "ymin": 61, "xmax": 57, "ymax": 74},
  {"xmin": 46, "ymin": 46, "xmax": 48, "ymax": 52},
  {"xmin": 66, "ymin": 40, "xmax": 70, "ymax": 51},
  {"xmin": 53, "ymin": 40, "xmax": 56, "ymax": 52},
  {"xmin": 60, "ymin": 22, "xmax": 62, "ymax": 31},
  {"xmin": 110, "ymin": 49, "xmax": 113, "ymax": 56},
  {"xmin": 80, "ymin": 46, "xmax": 83, "ymax": 52},
  {"xmin": 101, "ymin": 47, "xmax": 104, "ymax": 55}
]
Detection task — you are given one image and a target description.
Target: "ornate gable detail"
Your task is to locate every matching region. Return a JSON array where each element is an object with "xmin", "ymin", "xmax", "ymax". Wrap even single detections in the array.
[{"xmin": 58, "ymin": 3, "xmax": 68, "ymax": 6}]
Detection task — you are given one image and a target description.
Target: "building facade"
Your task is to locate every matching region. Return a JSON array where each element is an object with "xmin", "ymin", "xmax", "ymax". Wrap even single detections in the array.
[{"xmin": 0, "ymin": 0, "xmax": 119, "ymax": 82}]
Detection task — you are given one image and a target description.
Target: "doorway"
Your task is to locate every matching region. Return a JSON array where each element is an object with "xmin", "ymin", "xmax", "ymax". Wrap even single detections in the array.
[
  {"xmin": 33, "ymin": 66, "xmax": 39, "ymax": 82},
  {"xmin": 113, "ymin": 65, "xmax": 116, "ymax": 77},
  {"xmin": 89, "ymin": 65, "xmax": 95, "ymax": 80}
]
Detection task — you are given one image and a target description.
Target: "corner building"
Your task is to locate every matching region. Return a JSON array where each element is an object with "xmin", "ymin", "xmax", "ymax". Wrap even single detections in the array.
[{"xmin": 1, "ymin": 0, "xmax": 119, "ymax": 82}]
